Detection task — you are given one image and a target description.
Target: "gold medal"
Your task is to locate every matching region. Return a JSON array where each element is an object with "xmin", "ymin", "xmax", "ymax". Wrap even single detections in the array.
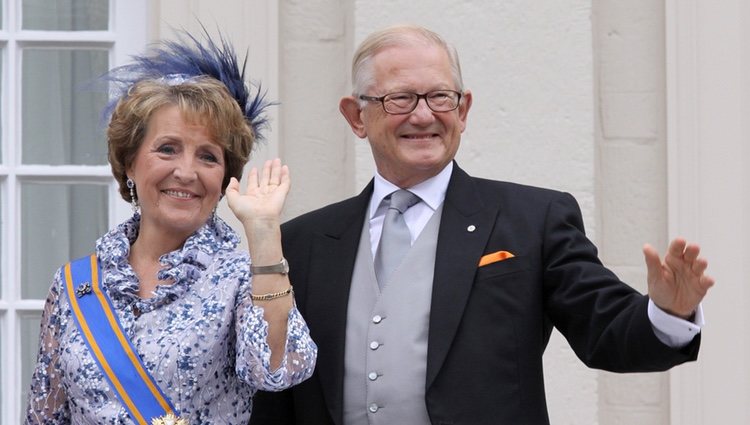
[{"xmin": 151, "ymin": 412, "xmax": 188, "ymax": 425}]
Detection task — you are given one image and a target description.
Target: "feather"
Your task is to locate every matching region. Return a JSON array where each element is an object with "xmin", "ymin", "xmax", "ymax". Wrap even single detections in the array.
[{"xmin": 101, "ymin": 24, "xmax": 271, "ymax": 141}]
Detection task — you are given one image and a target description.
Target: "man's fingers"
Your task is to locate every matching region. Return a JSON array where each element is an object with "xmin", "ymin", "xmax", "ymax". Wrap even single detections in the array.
[
  {"xmin": 667, "ymin": 238, "xmax": 687, "ymax": 257},
  {"xmin": 691, "ymin": 257, "xmax": 709, "ymax": 275},
  {"xmin": 682, "ymin": 243, "xmax": 701, "ymax": 262},
  {"xmin": 643, "ymin": 243, "xmax": 663, "ymax": 281},
  {"xmin": 700, "ymin": 274, "xmax": 716, "ymax": 290}
]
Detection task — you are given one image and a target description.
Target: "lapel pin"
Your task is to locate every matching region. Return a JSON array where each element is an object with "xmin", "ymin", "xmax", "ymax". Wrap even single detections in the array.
[{"xmin": 467, "ymin": 225, "xmax": 476, "ymax": 232}]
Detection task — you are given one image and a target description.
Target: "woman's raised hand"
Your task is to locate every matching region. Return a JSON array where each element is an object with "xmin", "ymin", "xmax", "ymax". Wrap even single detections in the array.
[{"xmin": 225, "ymin": 158, "xmax": 290, "ymax": 228}]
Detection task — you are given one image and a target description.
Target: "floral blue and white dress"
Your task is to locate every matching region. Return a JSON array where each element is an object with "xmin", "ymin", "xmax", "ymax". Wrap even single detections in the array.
[{"xmin": 25, "ymin": 215, "xmax": 317, "ymax": 424}]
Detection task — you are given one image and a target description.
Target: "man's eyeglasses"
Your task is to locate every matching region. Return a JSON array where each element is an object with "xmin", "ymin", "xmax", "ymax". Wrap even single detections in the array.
[{"xmin": 358, "ymin": 90, "xmax": 462, "ymax": 115}]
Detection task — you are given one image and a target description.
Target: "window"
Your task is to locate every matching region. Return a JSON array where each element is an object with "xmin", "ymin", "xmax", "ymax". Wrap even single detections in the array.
[{"xmin": 0, "ymin": 1, "xmax": 146, "ymax": 422}]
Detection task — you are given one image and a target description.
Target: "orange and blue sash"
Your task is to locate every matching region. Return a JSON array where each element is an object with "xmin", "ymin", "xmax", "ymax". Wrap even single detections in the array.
[{"xmin": 63, "ymin": 254, "xmax": 182, "ymax": 425}]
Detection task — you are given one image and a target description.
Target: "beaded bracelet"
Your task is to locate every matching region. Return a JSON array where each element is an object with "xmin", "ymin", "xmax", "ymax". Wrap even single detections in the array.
[{"xmin": 251, "ymin": 285, "xmax": 294, "ymax": 301}]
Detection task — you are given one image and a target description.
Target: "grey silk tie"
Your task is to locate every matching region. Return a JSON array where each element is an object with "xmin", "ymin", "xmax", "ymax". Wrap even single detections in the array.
[{"xmin": 374, "ymin": 189, "xmax": 420, "ymax": 288}]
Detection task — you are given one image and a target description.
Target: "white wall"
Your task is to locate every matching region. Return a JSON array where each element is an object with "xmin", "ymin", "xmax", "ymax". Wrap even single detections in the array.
[
  {"xmin": 594, "ymin": 1, "xmax": 672, "ymax": 423},
  {"xmin": 667, "ymin": 0, "xmax": 750, "ymax": 423}
]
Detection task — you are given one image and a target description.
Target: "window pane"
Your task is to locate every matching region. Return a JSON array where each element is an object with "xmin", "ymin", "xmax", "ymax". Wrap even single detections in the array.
[
  {"xmin": 21, "ymin": 182, "xmax": 108, "ymax": 299},
  {"xmin": 22, "ymin": 0, "xmax": 108, "ymax": 31},
  {"xmin": 22, "ymin": 49, "xmax": 108, "ymax": 165},
  {"xmin": 20, "ymin": 311, "xmax": 44, "ymax": 420}
]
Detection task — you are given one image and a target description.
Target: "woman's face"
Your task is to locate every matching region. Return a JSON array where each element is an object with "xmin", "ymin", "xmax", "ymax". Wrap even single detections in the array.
[{"xmin": 127, "ymin": 104, "xmax": 225, "ymax": 242}]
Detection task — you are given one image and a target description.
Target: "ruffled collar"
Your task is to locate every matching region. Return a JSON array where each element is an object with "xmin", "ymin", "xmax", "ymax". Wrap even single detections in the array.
[{"xmin": 95, "ymin": 213, "xmax": 240, "ymax": 313}]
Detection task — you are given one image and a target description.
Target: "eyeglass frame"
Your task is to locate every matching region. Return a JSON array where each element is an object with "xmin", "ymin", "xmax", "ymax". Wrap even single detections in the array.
[{"xmin": 357, "ymin": 90, "xmax": 463, "ymax": 115}]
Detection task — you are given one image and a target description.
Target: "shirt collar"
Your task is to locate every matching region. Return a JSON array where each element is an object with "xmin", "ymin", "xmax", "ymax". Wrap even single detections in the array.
[{"xmin": 369, "ymin": 162, "xmax": 453, "ymax": 219}]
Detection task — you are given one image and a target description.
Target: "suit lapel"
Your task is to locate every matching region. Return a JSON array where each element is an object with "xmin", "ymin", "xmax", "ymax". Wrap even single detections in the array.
[
  {"xmin": 426, "ymin": 165, "xmax": 500, "ymax": 388},
  {"xmin": 304, "ymin": 183, "xmax": 373, "ymax": 425}
]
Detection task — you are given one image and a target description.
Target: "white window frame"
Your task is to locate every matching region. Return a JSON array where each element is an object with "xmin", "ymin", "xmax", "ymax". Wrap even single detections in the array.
[{"xmin": 0, "ymin": 1, "xmax": 147, "ymax": 423}]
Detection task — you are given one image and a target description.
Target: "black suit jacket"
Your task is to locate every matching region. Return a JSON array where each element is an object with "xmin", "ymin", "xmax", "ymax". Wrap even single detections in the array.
[{"xmin": 250, "ymin": 163, "xmax": 699, "ymax": 425}]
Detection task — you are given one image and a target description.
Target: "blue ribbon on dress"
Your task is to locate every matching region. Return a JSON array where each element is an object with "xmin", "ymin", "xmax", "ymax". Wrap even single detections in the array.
[{"xmin": 62, "ymin": 254, "xmax": 181, "ymax": 424}]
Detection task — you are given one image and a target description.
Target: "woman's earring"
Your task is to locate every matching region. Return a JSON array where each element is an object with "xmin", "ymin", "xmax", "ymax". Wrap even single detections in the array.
[{"xmin": 126, "ymin": 178, "xmax": 139, "ymax": 213}]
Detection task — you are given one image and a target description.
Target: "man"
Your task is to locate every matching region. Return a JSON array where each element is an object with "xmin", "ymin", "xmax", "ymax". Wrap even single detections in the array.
[{"xmin": 250, "ymin": 25, "xmax": 713, "ymax": 425}]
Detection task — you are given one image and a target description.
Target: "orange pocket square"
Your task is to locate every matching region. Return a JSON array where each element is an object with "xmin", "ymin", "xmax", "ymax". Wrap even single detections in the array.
[{"xmin": 478, "ymin": 250, "xmax": 515, "ymax": 267}]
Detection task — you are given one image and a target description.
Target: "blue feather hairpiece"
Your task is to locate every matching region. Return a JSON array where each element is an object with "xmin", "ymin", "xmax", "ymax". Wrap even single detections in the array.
[{"xmin": 102, "ymin": 27, "xmax": 271, "ymax": 141}]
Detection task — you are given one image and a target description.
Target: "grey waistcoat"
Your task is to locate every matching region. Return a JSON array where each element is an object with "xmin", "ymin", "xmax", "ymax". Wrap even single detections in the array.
[{"xmin": 342, "ymin": 204, "xmax": 443, "ymax": 425}]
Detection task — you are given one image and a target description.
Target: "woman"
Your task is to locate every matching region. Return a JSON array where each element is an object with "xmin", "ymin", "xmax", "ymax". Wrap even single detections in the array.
[{"xmin": 25, "ymin": 31, "xmax": 316, "ymax": 424}]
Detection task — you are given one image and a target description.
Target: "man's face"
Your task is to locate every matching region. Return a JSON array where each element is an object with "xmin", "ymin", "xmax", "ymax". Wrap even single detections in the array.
[{"xmin": 343, "ymin": 42, "xmax": 472, "ymax": 188}]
